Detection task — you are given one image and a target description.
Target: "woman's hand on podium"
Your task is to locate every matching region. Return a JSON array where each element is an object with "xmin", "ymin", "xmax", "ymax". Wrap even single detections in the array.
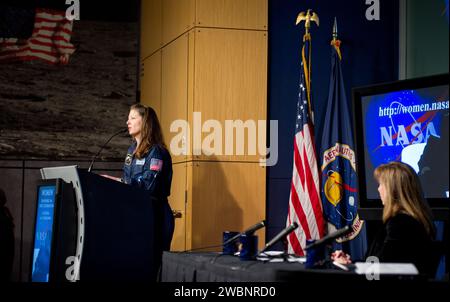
[{"xmin": 100, "ymin": 174, "xmax": 122, "ymax": 182}]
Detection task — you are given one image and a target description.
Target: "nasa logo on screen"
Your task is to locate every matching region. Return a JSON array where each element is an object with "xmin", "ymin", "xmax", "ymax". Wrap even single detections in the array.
[{"xmin": 364, "ymin": 90, "xmax": 444, "ymax": 172}]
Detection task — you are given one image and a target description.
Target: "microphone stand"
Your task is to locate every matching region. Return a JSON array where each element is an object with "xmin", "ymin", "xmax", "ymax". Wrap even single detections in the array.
[
  {"xmin": 182, "ymin": 220, "xmax": 266, "ymax": 253},
  {"xmin": 88, "ymin": 128, "xmax": 127, "ymax": 172},
  {"xmin": 223, "ymin": 220, "xmax": 266, "ymax": 246},
  {"xmin": 257, "ymin": 222, "xmax": 298, "ymax": 261}
]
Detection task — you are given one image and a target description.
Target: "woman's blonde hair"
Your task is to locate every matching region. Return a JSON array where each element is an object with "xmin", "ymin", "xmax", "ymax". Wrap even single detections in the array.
[
  {"xmin": 374, "ymin": 161, "xmax": 435, "ymax": 237},
  {"xmin": 130, "ymin": 104, "xmax": 166, "ymax": 158}
]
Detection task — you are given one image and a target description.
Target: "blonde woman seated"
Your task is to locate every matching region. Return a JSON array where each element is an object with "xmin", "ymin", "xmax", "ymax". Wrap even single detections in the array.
[{"xmin": 333, "ymin": 161, "xmax": 437, "ymax": 277}]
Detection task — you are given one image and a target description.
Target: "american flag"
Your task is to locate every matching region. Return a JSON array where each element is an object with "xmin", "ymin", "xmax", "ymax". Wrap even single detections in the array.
[
  {"xmin": 0, "ymin": 8, "xmax": 75, "ymax": 64},
  {"xmin": 286, "ymin": 33, "xmax": 325, "ymax": 256}
]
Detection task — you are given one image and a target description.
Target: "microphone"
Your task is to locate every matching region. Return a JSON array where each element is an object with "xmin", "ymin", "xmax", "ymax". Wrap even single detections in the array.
[
  {"xmin": 223, "ymin": 220, "xmax": 266, "ymax": 246},
  {"xmin": 304, "ymin": 225, "xmax": 352, "ymax": 251},
  {"xmin": 88, "ymin": 128, "xmax": 127, "ymax": 172},
  {"xmin": 182, "ymin": 220, "xmax": 266, "ymax": 253},
  {"xmin": 260, "ymin": 222, "xmax": 298, "ymax": 253}
]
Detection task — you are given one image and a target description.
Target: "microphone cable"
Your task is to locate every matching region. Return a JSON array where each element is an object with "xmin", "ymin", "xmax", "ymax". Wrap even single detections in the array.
[{"xmin": 88, "ymin": 128, "xmax": 127, "ymax": 172}]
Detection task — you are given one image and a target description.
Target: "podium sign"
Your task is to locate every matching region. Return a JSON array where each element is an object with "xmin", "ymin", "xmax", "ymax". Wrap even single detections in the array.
[
  {"xmin": 30, "ymin": 178, "xmax": 77, "ymax": 283},
  {"xmin": 31, "ymin": 184, "xmax": 57, "ymax": 282}
]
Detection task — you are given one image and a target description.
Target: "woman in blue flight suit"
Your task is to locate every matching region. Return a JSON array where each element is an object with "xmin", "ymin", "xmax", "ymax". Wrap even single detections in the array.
[
  {"xmin": 123, "ymin": 104, "xmax": 173, "ymax": 204},
  {"xmin": 105, "ymin": 104, "xmax": 174, "ymax": 255},
  {"xmin": 125, "ymin": 104, "xmax": 174, "ymax": 253}
]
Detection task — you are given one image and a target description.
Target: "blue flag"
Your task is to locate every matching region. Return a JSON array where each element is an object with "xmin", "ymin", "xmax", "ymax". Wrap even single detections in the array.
[{"xmin": 320, "ymin": 38, "xmax": 367, "ymax": 261}]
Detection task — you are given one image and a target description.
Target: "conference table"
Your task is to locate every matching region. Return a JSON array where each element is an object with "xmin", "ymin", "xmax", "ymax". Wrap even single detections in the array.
[
  {"xmin": 159, "ymin": 251, "xmax": 450, "ymax": 298},
  {"xmin": 161, "ymin": 251, "xmax": 382, "ymax": 282}
]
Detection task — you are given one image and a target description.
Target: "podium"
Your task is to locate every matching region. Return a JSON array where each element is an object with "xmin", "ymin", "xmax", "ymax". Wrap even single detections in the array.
[{"xmin": 39, "ymin": 166, "xmax": 172, "ymax": 281}]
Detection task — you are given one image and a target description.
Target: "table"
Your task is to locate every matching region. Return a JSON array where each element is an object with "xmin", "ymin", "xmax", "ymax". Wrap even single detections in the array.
[{"xmin": 161, "ymin": 251, "xmax": 358, "ymax": 282}]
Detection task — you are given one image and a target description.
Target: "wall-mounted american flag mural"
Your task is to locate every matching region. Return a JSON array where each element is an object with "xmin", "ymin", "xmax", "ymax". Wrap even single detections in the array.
[{"xmin": 0, "ymin": 0, "xmax": 139, "ymax": 160}]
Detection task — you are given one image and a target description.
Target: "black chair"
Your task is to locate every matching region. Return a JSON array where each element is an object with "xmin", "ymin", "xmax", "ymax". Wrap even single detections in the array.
[{"xmin": 427, "ymin": 240, "xmax": 446, "ymax": 279}]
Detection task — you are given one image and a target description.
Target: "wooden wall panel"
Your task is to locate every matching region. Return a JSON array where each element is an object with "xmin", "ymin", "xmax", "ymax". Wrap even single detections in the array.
[
  {"xmin": 140, "ymin": 0, "xmax": 162, "ymax": 59},
  {"xmin": 193, "ymin": 29, "xmax": 267, "ymax": 162},
  {"xmin": 140, "ymin": 51, "xmax": 162, "ymax": 117},
  {"xmin": 185, "ymin": 162, "xmax": 194, "ymax": 250},
  {"xmin": 196, "ymin": 0, "xmax": 268, "ymax": 30},
  {"xmin": 141, "ymin": 1, "xmax": 269, "ymax": 252},
  {"xmin": 189, "ymin": 162, "xmax": 266, "ymax": 250},
  {"xmin": 168, "ymin": 162, "xmax": 187, "ymax": 251},
  {"xmin": 161, "ymin": 35, "xmax": 189, "ymax": 164},
  {"xmin": 187, "ymin": 30, "xmax": 195, "ymax": 162},
  {"xmin": 162, "ymin": 0, "xmax": 195, "ymax": 46}
]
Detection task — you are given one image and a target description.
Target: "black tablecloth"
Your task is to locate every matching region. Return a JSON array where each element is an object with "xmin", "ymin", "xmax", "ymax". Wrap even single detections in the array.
[{"xmin": 161, "ymin": 251, "xmax": 358, "ymax": 282}]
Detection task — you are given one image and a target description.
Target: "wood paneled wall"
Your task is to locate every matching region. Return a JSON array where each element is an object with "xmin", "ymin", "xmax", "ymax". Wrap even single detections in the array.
[
  {"xmin": 160, "ymin": 35, "xmax": 189, "ymax": 164},
  {"xmin": 140, "ymin": 0, "xmax": 162, "ymax": 59},
  {"xmin": 140, "ymin": 50, "xmax": 161, "ymax": 116},
  {"xmin": 141, "ymin": 0, "xmax": 268, "ymax": 251},
  {"xmin": 195, "ymin": 0, "xmax": 268, "ymax": 30}
]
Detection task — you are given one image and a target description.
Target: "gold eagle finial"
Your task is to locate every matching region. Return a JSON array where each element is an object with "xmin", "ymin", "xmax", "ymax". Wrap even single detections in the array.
[{"xmin": 295, "ymin": 9, "xmax": 319, "ymax": 35}]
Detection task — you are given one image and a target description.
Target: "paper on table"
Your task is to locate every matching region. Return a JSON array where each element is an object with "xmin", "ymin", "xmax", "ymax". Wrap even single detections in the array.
[
  {"xmin": 287, "ymin": 256, "xmax": 306, "ymax": 263},
  {"xmin": 354, "ymin": 262, "xmax": 419, "ymax": 275},
  {"xmin": 256, "ymin": 251, "xmax": 306, "ymax": 263},
  {"xmin": 259, "ymin": 251, "xmax": 284, "ymax": 256}
]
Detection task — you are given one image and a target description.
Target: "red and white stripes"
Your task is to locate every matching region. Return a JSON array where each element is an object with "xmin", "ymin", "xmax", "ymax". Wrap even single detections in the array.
[
  {"xmin": 0, "ymin": 8, "xmax": 75, "ymax": 65},
  {"xmin": 287, "ymin": 123, "xmax": 325, "ymax": 256}
]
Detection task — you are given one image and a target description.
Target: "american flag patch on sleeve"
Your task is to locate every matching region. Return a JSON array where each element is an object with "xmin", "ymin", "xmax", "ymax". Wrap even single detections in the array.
[{"xmin": 149, "ymin": 158, "xmax": 163, "ymax": 171}]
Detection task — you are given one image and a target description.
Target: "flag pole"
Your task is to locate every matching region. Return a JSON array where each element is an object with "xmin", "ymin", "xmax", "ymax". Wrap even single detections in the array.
[
  {"xmin": 332, "ymin": 17, "xmax": 338, "ymax": 41},
  {"xmin": 295, "ymin": 9, "xmax": 319, "ymax": 123},
  {"xmin": 295, "ymin": 9, "xmax": 320, "ymax": 36},
  {"xmin": 332, "ymin": 17, "xmax": 342, "ymax": 60}
]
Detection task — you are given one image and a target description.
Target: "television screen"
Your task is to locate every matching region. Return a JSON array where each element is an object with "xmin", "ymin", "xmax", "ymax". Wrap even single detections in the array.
[
  {"xmin": 353, "ymin": 74, "xmax": 449, "ymax": 208},
  {"xmin": 31, "ymin": 184, "xmax": 57, "ymax": 282}
]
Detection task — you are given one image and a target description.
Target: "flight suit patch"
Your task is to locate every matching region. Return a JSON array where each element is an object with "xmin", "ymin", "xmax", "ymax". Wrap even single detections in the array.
[
  {"xmin": 125, "ymin": 154, "xmax": 132, "ymax": 165},
  {"xmin": 150, "ymin": 158, "xmax": 163, "ymax": 171}
]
